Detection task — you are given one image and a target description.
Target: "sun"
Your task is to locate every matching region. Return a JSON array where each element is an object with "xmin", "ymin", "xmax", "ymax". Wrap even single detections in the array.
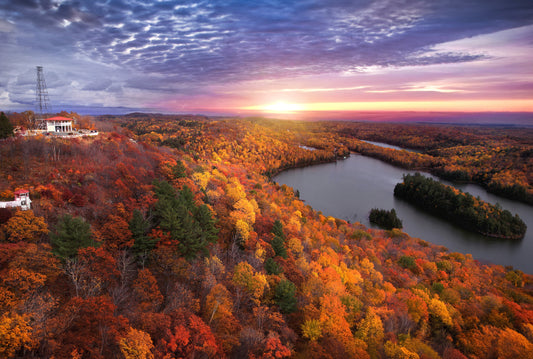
[{"xmin": 262, "ymin": 101, "xmax": 305, "ymax": 113}]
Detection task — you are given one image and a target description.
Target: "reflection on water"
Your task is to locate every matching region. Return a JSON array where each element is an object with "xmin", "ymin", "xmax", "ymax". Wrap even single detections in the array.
[
  {"xmin": 361, "ymin": 140, "xmax": 422, "ymax": 153},
  {"xmin": 274, "ymin": 154, "xmax": 532, "ymax": 273}
]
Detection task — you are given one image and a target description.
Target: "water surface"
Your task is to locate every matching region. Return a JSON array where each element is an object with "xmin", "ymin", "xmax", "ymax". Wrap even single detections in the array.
[
  {"xmin": 274, "ymin": 154, "xmax": 533, "ymax": 273},
  {"xmin": 361, "ymin": 140, "xmax": 421, "ymax": 153}
]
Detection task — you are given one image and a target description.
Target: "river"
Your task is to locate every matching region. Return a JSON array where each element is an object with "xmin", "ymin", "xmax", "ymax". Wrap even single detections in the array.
[{"xmin": 274, "ymin": 144, "xmax": 533, "ymax": 273}]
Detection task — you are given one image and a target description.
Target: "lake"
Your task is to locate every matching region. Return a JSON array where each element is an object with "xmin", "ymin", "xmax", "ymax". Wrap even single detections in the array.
[{"xmin": 274, "ymin": 149, "xmax": 533, "ymax": 273}]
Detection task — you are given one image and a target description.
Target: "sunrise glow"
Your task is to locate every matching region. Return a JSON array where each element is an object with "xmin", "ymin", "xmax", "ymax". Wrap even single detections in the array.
[
  {"xmin": 0, "ymin": 1, "xmax": 531, "ymax": 122},
  {"xmin": 244, "ymin": 99, "xmax": 533, "ymax": 113},
  {"xmin": 260, "ymin": 102, "xmax": 306, "ymax": 113}
]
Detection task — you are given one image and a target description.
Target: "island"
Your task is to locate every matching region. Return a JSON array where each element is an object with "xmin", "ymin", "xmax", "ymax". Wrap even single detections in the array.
[
  {"xmin": 369, "ymin": 208, "xmax": 403, "ymax": 230},
  {"xmin": 394, "ymin": 173, "xmax": 526, "ymax": 239}
]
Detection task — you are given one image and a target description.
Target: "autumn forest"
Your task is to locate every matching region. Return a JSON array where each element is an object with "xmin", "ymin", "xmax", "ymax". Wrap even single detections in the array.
[{"xmin": 1, "ymin": 113, "xmax": 533, "ymax": 359}]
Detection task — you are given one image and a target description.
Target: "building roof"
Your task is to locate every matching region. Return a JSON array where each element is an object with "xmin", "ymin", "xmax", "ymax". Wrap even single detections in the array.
[
  {"xmin": 14, "ymin": 189, "xmax": 29, "ymax": 195},
  {"xmin": 44, "ymin": 116, "xmax": 73, "ymax": 122}
]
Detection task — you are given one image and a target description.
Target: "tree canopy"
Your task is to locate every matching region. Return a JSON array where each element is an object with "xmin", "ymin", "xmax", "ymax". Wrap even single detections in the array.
[
  {"xmin": 50, "ymin": 214, "xmax": 97, "ymax": 259},
  {"xmin": 0, "ymin": 112, "xmax": 14, "ymax": 139}
]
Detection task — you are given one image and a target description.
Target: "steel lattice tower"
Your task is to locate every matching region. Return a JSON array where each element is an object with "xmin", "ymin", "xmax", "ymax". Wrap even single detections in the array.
[{"xmin": 35, "ymin": 66, "xmax": 51, "ymax": 124}]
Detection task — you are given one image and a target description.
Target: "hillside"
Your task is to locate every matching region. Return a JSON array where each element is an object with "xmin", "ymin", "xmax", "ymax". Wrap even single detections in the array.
[{"xmin": 1, "ymin": 115, "xmax": 532, "ymax": 358}]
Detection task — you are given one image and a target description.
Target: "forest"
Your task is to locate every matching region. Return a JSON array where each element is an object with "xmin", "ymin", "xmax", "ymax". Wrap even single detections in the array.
[
  {"xmin": 332, "ymin": 122, "xmax": 533, "ymax": 204},
  {"xmin": 394, "ymin": 173, "xmax": 527, "ymax": 239},
  {"xmin": 0, "ymin": 113, "xmax": 533, "ymax": 359}
]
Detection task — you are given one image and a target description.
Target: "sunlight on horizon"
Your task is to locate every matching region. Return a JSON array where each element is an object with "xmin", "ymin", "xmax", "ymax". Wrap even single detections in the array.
[
  {"xmin": 259, "ymin": 102, "xmax": 306, "ymax": 113},
  {"xmin": 243, "ymin": 99, "xmax": 533, "ymax": 113}
]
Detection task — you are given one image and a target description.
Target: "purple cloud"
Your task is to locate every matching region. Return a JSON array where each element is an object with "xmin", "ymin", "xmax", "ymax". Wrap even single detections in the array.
[{"xmin": 0, "ymin": 0, "xmax": 531, "ymax": 112}]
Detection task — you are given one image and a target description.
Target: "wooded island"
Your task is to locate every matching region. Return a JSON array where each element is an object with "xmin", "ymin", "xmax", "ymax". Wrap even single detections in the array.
[{"xmin": 394, "ymin": 173, "xmax": 527, "ymax": 239}]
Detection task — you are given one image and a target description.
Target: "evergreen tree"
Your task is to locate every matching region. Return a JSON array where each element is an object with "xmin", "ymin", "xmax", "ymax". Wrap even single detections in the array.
[
  {"xmin": 271, "ymin": 236, "xmax": 287, "ymax": 258},
  {"xmin": 369, "ymin": 208, "xmax": 403, "ymax": 230},
  {"xmin": 153, "ymin": 179, "xmax": 179, "ymax": 204},
  {"xmin": 274, "ymin": 278, "xmax": 297, "ymax": 313},
  {"xmin": 270, "ymin": 219, "xmax": 287, "ymax": 258},
  {"xmin": 153, "ymin": 181, "xmax": 218, "ymax": 260},
  {"xmin": 179, "ymin": 185, "xmax": 195, "ymax": 208},
  {"xmin": 172, "ymin": 160, "xmax": 187, "ymax": 178},
  {"xmin": 50, "ymin": 214, "xmax": 97, "ymax": 259},
  {"xmin": 194, "ymin": 205, "xmax": 218, "ymax": 243},
  {"xmin": 0, "ymin": 112, "xmax": 14, "ymax": 139},
  {"xmin": 265, "ymin": 257, "xmax": 282, "ymax": 275},
  {"xmin": 130, "ymin": 209, "xmax": 155, "ymax": 260},
  {"xmin": 271, "ymin": 219, "xmax": 285, "ymax": 239}
]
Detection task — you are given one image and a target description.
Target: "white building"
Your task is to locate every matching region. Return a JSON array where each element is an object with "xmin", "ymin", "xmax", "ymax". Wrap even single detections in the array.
[
  {"xmin": 45, "ymin": 116, "xmax": 73, "ymax": 133},
  {"xmin": 0, "ymin": 189, "xmax": 32, "ymax": 210}
]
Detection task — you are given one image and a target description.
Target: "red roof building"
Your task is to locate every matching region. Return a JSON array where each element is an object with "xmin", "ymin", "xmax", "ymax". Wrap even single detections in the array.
[
  {"xmin": 44, "ymin": 116, "xmax": 73, "ymax": 133},
  {"xmin": 0, "ymin": 189, "xmax": 31, "ymax": 210}
]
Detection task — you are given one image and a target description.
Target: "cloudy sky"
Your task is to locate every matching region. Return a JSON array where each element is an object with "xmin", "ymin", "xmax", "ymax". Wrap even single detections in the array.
[{"xmin": 0, "ymin": 0, "xmax": 532, "ymax": 117}]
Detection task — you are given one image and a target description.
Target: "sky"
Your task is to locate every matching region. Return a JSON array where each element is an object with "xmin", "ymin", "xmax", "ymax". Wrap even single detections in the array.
[{"xmin": 0, "ymin": 0, "xmax": 532, "ymax": 119}]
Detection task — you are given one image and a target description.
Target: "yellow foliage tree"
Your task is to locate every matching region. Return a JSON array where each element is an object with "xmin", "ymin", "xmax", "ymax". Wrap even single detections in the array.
[
  {"xmin": 3, "ymin": 210, "xmax": 48, "ymax": 242},
  {"xmin": 428, "ymin": 298, "xmax": 453, "ymax": 326},
  {"xmin": 233, "ymin": 198, "xmax": 257, "ymax": 225},
  {"xmin": 235, "ymin": 219, "xmax": 251, "ymax": 242},
  {"xmin": 287, "ymin": 214, "xmax": 302, "ymax": 233},
  {"xmin": 356, "ymin": 306, "xmax": 384, "ymax": 357},
  {"xmin": 301, "ymin": 319, "xmax": 322, "ymax": 341},
  {"xmin": 254, "ymin": 244, "xmax": 266, "ymax": 263},
  {"xmin": 317, "ymin": 247, "xmax": 339, "ymax": 267},
  {"xmin": 211, "ymin": 168, "xmax": 227, "ymax": 182},
  {"xmin": 226, "ymin": 177, "xmax": 246, "ymax": 205},
  {"xmin": 287, "ymin": 237, "xmax": 303, "ymax": 257},
  {"xmin": 192, "ymin": 171, "xmax": 211, "ymax": 190},
  {"xmin": 233, "ymin": 261, "xmax": 268, "ymax": 303},
  {"xmin": 205, "ymin": 283, "xmax": 234, "ymax": 324},
  {"xmin": 119, "ymin": 328, "xmax": 154, "ymax": 359},
  {"xmin": 334, "ymin": 262, "xmax": 363, "ymax": 292},
  {"xmin": 384, "ymin": 341, "xmax": 420, "ymax": 359},
  {"xmin": 0, "ymin": 313, "xmax": 35, "ymax": 358}
]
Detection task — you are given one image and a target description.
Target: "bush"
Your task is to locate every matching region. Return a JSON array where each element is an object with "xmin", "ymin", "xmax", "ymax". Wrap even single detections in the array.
[{"xmin": 398, "ymin": 255, "xmax": 416, "ymax": 269}]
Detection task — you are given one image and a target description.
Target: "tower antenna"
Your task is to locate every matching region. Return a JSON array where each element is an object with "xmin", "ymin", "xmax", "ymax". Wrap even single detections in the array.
[{"xmin": 35, "ymin": 66, "xmax": 51, "ymax": 128}]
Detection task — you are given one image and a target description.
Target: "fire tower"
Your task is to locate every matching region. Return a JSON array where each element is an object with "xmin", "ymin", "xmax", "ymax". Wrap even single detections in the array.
[{"xmin": 35, "ymin": 66, "xmax": 51, "ymax": 129}]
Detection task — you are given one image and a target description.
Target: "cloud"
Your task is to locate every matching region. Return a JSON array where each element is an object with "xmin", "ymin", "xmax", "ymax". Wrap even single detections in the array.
[
  {"xmin": 0, "ymin": 0, "xmax": 532, "ymax": 111},
  {"xmin": 0, "ymin": 19, "xmax": 13, "ymax": 32},
  {"xmin": 82, "ymin": 79, "xmax": 113, "ymax": 91}
]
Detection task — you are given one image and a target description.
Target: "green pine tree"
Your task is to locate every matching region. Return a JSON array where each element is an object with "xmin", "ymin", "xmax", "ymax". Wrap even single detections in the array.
[
  {"xmin": 271, "ymin": 219, "xmax": 285, "ymax": 239},
  {"xmin": 270, "ymin": 219, "xmax": 287, "ymax": 258},
  {"xmin": 153, "ymin": 179, "xmax": 179, "ymax": 204},
  {"xmin": 271, "ymin": 235, "xmax": 287, "ymax": 258},
  {"xmin": 274, "ymin": 278, "xmax": 297, "ymax": 313},
  {"xmin": 130, "ymin": 209, "xmax": 155, "ymax": 261},
  {"xmin": 172, "ymin": 160, "xmax": 187, "ymax": 178},
  {"xmin": 194, "ymin": 205, "xmax": 218, "ymax": 243},
  {"xmin": 265, "ymin": 257, "xmax": 282, "ymax": 275},
  {"xmin": 50, "ymin": 214, "xmax": 97, "ymax": 259},
  {"xmin": 0, "ymin": 112, "xmax": 14, "ymax": 139},
  {"xmin": 153, "ymin": 181, "xmax": 218, "ymax": 260}
]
